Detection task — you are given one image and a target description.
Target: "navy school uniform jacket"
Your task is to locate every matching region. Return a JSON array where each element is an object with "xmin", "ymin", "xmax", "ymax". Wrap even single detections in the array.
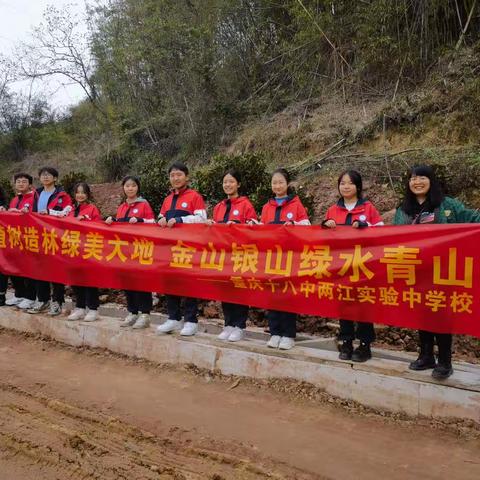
[
  {"xmin": 159, "ymin": 187, "xmax": 207, "ymax": 223},
  {"xmin": 260, "ymin": 195, "xmax": 310, "ymax": 225},
  {"xmin": 33, "ymin": 186, "xmax": 73, "ymax": 216},
  {"xmin": 212, "ymin": 196, "xmax": 257, "ymax": 224}
]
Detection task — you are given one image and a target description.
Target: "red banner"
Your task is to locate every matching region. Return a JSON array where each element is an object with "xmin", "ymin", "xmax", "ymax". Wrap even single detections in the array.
[{"xmin": 0, "ymin": 212, "xmax": 479, "ymax": 337}]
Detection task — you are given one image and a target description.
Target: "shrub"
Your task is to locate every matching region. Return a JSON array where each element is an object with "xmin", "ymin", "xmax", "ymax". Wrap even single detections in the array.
[{"xmin": 60, "ymin": 171, "xmax": 88, "ymax": 197}]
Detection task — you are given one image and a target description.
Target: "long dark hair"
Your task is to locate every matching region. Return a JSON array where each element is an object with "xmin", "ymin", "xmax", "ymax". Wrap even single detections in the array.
[
  {"xmin": 401, "ymin": 165, "xmax": 444, "ymax": 216},
  {"xmin": 272, "ymin": 168, "xmax": 294, "ymax": 196},
  {"xmin": 338, "ymin": 169, "xmax": 363, "ymax": 199},
  {"xmin": 121, "ymin": 175, "xmax": 141, "ymax": 198},
  {"xmin": 73, "ymin": 182, "xmax": 93, "ymax": 204}
]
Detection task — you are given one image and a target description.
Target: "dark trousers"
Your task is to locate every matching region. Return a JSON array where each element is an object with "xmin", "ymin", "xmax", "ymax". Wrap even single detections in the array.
[
  {"xmin": 222, "ymin": 302, "xmax": 248, "ymax": 329},
  {"xmin": 11, "ymin": 276, "xmax": 36, "ymax": 301},
  {"xmin": 125, "ymin": 290, "xmax": 152, "ymax": 314},
  {"xmin": 267, "ymin": 310, "xmax": 296, "ymax": 338},
  {"xmin": 0, "ymin": 273, "xmax": 7, "ymax": 293},
  {"xmin": 339, "ymin": 320, "xmax": 376, "ymax": 344},
  {"xmin": 419, "ymin": 330, "xmax": 452, "ymax": 366},
  {"xmin": 73, "ymin": 286, "xmax": 99, "ymax": 310},
  {"xmin": 36, "ymin": 280, "xmax": 65, "ymax": 304},
  {"xmin": 166, "ymin": 295, "xmax": 197, "ymax": 323}
]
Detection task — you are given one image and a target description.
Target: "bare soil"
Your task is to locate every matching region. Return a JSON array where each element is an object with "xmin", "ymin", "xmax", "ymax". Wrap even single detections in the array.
[{"xmin": 0, "ymin": 329, "xmax": 479, "ymax": 480}]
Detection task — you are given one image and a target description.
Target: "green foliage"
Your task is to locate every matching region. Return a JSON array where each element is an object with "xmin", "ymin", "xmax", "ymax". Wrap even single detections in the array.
[
  {"xmin": 0, "ymin": 175, "xmax": 14, "ymax": 202},
  {"xmin": 60, "ymin": 171, "xmax": 89, "ymax": 198},
  {"xmin": 194, "ymin": 152, "xmax": 271, "ymax": 212},
  {"xmin": 134, "ymin": 152, "xmax": 171, "ymax": 213}
]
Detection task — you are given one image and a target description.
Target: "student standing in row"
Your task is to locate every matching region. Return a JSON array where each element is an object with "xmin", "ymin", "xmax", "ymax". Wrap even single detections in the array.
[
  {"xmin": 106, "ymin": 176, "xmax": 155, "ymax": 329},
  {"xmin": 157, "ymin": 162, "xmax": 207, "ymax": 337},
  {"xmin": 256, "ymin": 168, "xmax": 310, "ymax": 350},
  {"xmin": 394, "ymin": 165, "xmax": 480, "ymax": 379},
  {"xmin": 323, "ymin": 170, "xmax": 384, "ymax": 362},
  {"xmin": 4, "ymin": 173, "xmax": 38, "ymax": 310},
  {"xmin": 28, "ymin": 167, "xmax": 73, "ymax": 315},
  {"xmin": 207, "ymin": 169, "xmax": 257, "ymax": 342},
  {"xmin": 67, "ymin": 183, "xmax": 102, "ymax": 322}
]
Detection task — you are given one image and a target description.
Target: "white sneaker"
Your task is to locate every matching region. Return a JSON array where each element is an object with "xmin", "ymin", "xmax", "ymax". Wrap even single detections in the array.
[
  {"xmin": 228, "ymin": 327, "xmax": 245, "ymax": 342},
  {"xmin": 156, "ymin": 319, "xmax": 183, "ymax": 334},
  {"xmin": 6, "ymin": 296, "xmax": 23, "ymax": 306},
  {"xmin": 120, "ymin": 313, "xmax": 138, "ymax": 327},
  {"xmin": 132, "ymin": 313, "xmax": 150, "ymax": 329},
  {"xmin": 218, "ymin": 326, "xmax": 234, "ymax": 340},
  {"xmin": 267, "ymin": 335, "xmax": 281, "ymax": 348},
  {"xmin": 180, "ymin": 321, "xmax": 198, "ymax": 336},
  {"xmin": 67, "ymin": 308, "xmax": 85, "ymax": 321},
  {"xmin": 17, "ymin": 299, "xmax": 35, "ymax": 310},
  {"xmin": 278, "ymin": 337, "xmax": 295, "ymax": 350},
  {"xmin": 84, "ymin": 310, "xmax": 98, "ymax": 322},
  {"xmin": 27, "ymin": 301, "xmax": 50, "ymax": 314},
  {"xmin": 48, "ymin": 301, "xmax": 62, "ymax": 316}
]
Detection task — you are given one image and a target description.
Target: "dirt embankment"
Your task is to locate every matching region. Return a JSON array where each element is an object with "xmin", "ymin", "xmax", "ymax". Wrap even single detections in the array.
[{"xmin": 1, "ymin": 328, "xmax": 480, "ymax": 480}]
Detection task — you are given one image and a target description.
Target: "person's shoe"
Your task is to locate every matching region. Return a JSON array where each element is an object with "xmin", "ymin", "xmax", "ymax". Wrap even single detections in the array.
[
  {"xmin": 267, "ymin": 335, "xmax": 281, "ymax": 348},
  {"xmin": 5, "ymin": 296, "xmax": 23, "ymax": 307},
  {"xmin": 180, "ymin": 322, "xmax": 198, "ymax": 336},
  {"xmin": 48, "ymin": 301, "xmax": 62, "ymax": 316},
  {"xmin": 27, "ymin": 301, "xmax": 50, "ymax": 314},
  {"xmin": 338, "ymin": 340, "xmax": 353, "ymax": 360},
  {"xmin": 278, "ymin": 336, "xmax": 295, "ymax": 350},
  {"xmin": 352, "ymin": 342, "xmax": 372, "ymax": 362},
  {"xmin": 218, "ymin": 326, "xmax": 234, "ymax": 340},
  {"xmin": 132, "ymin": 313, "xmax": 150, "ymax": 329},
  {"xmin": 228, "ymin": 327, "xmax": 245, "ymax": 342},
  {"xmin": 156, "ymin": 319, "xmax": 183, "ymax": 334},
  {"xmin": 84, "ymin": 310, "xmax": 98, "ymax": 322},
  {"xmin": 120, "ymin": 313, "xmax": 138, "ymax": 327},
  {"xmin": 432, "ymin": 363, "xmax": 453, "ymax": 380},
  {"xmin": 67, "ymin": 308, "xmax": 86, "ymax": 321},
  {"xmin": 17, "ymin": 299, "xmax": 35, "ymax": 310},
  {"xmin": 409, "ymin": 354, "xmax": 436, "ymax": 371},
  {"xmin": 0, "ymin": 293, "xmax": 6, "ymax": 306}
]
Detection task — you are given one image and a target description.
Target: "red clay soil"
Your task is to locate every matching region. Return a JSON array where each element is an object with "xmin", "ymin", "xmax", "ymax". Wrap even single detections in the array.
[{"xmin": 0, "ymin": 329, "xmax": 479, "ymax": 480}]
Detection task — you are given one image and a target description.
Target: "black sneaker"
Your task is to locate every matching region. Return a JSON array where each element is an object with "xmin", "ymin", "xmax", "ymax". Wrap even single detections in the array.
[
  {"xmin": 352, "ymin": 343, "xmax": 372, "ymax": 362},
  {"xmin": 0, "ymin": 294, "xmax": 5, "ymax": 307},
  {"xmin": 409, "ymin": 355, "xmax": 436, "ymax": 371},
  {"xmin": 338, "ymin": 341, "xmax": 353, "ymax": 360},
  {"xmin": 432, "ymin": 364, "xmax": 453, "ymax": 380}
]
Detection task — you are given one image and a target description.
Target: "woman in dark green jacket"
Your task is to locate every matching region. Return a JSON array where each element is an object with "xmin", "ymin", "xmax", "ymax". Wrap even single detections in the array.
[{"xmin": 394, "ymin": 165, "xmax": 480, "ymax": 380}]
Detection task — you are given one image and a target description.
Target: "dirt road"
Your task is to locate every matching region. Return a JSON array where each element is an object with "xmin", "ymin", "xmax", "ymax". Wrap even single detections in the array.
[{"xmin": 0, "ymin": 328, "xmax": 479, "ymax": 480}]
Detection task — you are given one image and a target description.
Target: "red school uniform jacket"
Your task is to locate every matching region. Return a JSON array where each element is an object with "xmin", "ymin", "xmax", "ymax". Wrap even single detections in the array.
[
  {"xmin": 33, "ymin": 186, "xmax": 73, "ymax": 215},
  {"xmin": 212, "ymin": 196, "xmax": 257, "ymax": 224},
  {"xmin": 160, "ymin": 188, "xmax": 206, "ymax": 223},
  {"xmin": 260, "ymin": 195, "xmax": 310, "ymax": 225},
  {"xmin": 9, "ymin": 190, "xmax": 38, "ymax": 212},
  {"xmin": 324, "ymin": 198, "xmax": 383, "ymax": 227},
  {"xmin": 68, "ymin": 203, "xmax": 102, "ymax": 221},
  {"xmin": 115, "ymin": 198, "xmax": 155, "ymax": 223}
]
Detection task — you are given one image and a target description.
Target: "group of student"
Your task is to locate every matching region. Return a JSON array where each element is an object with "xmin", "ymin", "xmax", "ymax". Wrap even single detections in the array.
[{"xmin": 1, "ymin": 161, "xmax": 479, "ymax": 380}]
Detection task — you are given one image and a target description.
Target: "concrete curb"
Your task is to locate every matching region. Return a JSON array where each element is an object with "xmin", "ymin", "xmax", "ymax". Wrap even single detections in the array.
[{"xmin": 1, "ymin": 307, "xmax": 479, "ymax": 424}]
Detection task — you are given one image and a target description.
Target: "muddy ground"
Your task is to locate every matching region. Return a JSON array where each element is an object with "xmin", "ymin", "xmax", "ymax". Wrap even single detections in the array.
[{"xmin": 0, "ymin": 328, "xmax": 479, "ymax": 480}]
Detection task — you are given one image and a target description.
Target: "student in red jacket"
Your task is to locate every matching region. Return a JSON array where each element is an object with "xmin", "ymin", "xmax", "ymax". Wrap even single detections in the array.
[
  {"xmin": 323, "ymin": 170, "xmax": 384, "ymax": 362},
  {"xmin": 67, "ymin": 183, "xmax": 102, "ymax": 322},
  {"xmin": 106, "ymin": 176, "xmax": 155, "ymax": 329},
  {"xmin": 207, "ymin": 169, "xmax": 257, "ymax": 342},
  {"xmin": 3, "ymin": 173, "xmax": 38, "ymax": 310},
  {"xmin": 28, "ymin": 167, "xmax": 73, "ymax": 316},
  {"xmin": 256, "ymin": 168, "xmax": 310, "ymax": 350},
  {"xmin": 157, "ymin": 162, "xmax": 207, "ymax": 337}
]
